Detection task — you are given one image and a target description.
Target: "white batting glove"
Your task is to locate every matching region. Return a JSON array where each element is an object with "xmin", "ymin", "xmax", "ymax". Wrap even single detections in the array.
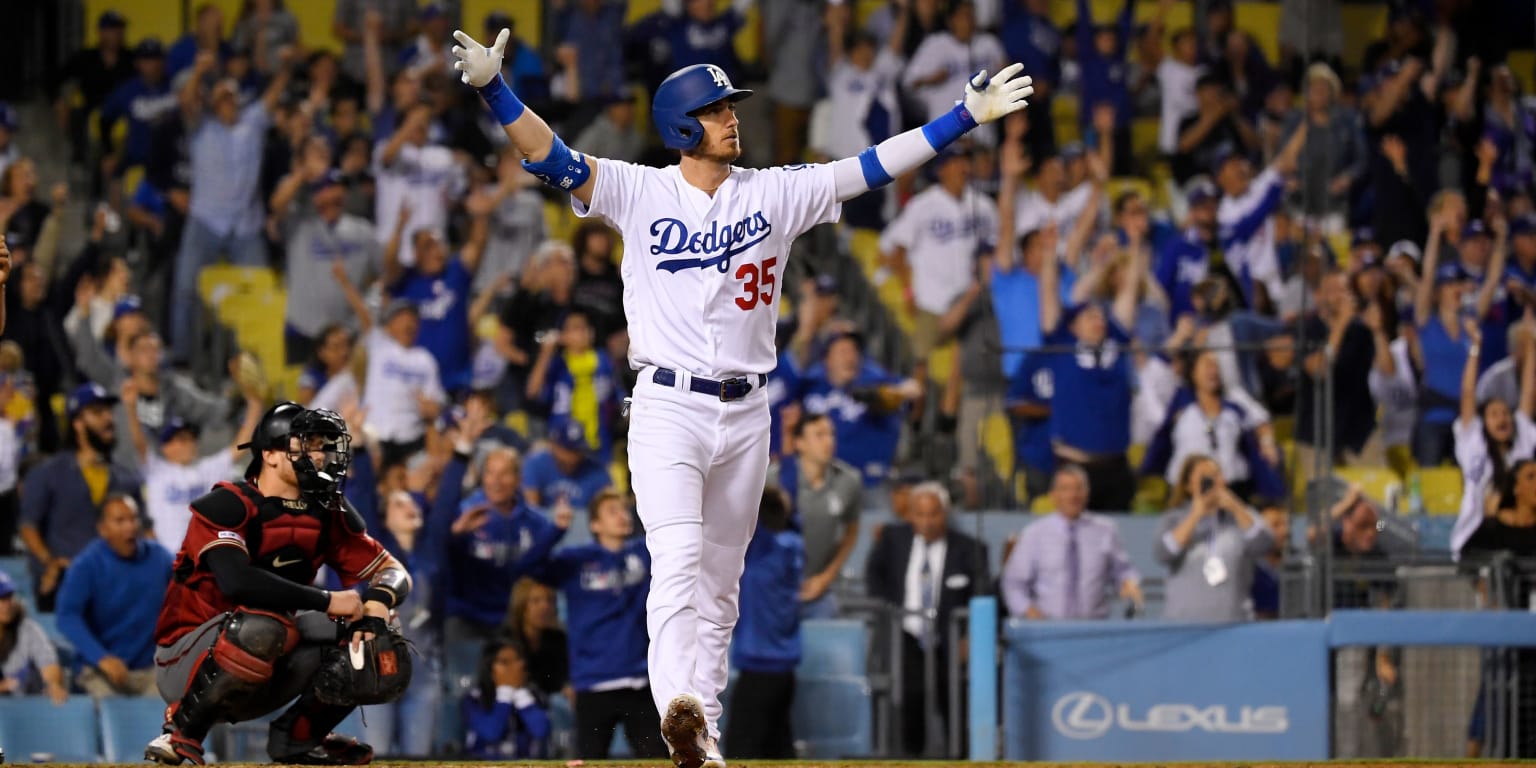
[
  {"xmin": 451, "ymin": 28, "xmax": 509, "ymax": 88},
  {"xmin": 962, "ymin": 63, "xmax": 1034, "ymax": 124}
]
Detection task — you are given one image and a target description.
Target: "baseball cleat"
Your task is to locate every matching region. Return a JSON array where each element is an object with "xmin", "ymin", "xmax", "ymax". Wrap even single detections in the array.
[
  {"xmin": 703, "ymin": 736, "xmax": 726, "ymax": 768},
  {"xmin": 661, "ymin": 693, "xmax": 709, "ymax": 768},
  {"xmin": 144, "ymin": 732, "xmax": 205, "ymax": 765},
  {"xmin": 273, "ymin": 733, "xmax": 374, "ymax": 765}
]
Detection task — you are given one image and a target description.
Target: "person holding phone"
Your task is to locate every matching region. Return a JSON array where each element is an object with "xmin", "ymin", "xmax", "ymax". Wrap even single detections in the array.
[{"xmin": 1155, "ymin": 454, "xmax": 1273, "ymax": 621}]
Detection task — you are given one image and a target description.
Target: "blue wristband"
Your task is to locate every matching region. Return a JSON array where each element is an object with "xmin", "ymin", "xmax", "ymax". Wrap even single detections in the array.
[
  {"xmin": 920, "ymin": 103, "xmax": 979, "ymax": 152},
  {"xmin": 477, "ymin": 73, "xmax": 526, "ymax": 126}
]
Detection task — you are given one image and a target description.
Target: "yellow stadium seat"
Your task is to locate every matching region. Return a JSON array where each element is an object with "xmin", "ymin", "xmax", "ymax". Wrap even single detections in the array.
[
  {"xmin": 1512, "ymin": 51, "xmax": 1536, "ymax": 96},
  {"xmin": 1334, "ymin": 466, "xmax": 1400, "ymax": 506},
  {"xmin": 503, "ymin": 410, "xmax": 530, "ymax": 438},
  {"xmin": 1340, "ymin": 6, "xmax": 1390, "ymax": 74},
  {"xmin": 1417, "ymin": 467, "xmax": 1464, "ymax": 516},
  {"xmin": 980, "ymin": 411, "xmax": 1014, "ymax": 482},
  {"xmin": 199, "ymin": 265, "xmax": 277, "ymax": 305},
  {"xmin": 1328, "ymin": 231, "xmax": 1352, "ymax": 268},
  {"xmin": 85, "ymin": 0, "xmax": 181, "ymax": 46},
  {"xmin": 1130, "ymin": 117, "xmax": 1160, "ymax": 161},
  {"xmin": 1031, "ymin": 494, "xmax": 1055, "ymax": 514},
  {"xmin": 543, "ymin": 200, "xmax": 574, "ymax": 246},
  {"xmin": 926, "ymin": 343, "xmax": 955, "ymax": 384},
  {"xmin": 1232, "ymin": 3, "xmax": 1281, "ymax": 65},
  {"xmin": 1134, "ymin": 475, "xmax": 1169, "ymax": 513},
  {"xmin": 848, "ymin": 228, "xmax": 883, "ymax": 274},
  {"xmin": 1272, "ymin": 415, "xmax": 1294, "ymax": 445},
  {"xmin": 1126, "ymin": 442, "xmax": 1146, "ymax": 471}
]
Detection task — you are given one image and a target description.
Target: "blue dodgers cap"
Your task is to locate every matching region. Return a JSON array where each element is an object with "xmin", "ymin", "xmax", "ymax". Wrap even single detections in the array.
[
  {"xmin": 1434, "ymin": 262, "xmax": 1469, "ymax": 286},
  {"xmin": 1351, "ymin": 227, "xmax": 1377, "ymax": 249},
  {"xmin": 382, "ymin": 297, "xmax": 418, "ymax": 322},
  {"xmin": 310, "ymin": 169, "xmax": 344, "ymax": 193},
  {"xmin": 158, "ymin": 417, "xmax": 199, "ymax": 443},
  {"xmin": 113, "ymin": 294, "xmax": 143, "ymax": 320},
  {"xmin": 67, "ymin": 382, "xmax": 119, "ymax": 418},
  {"xmin": 135, "ymin": 37, "xmax": 165, "ymax": 58},
  {"xmin": 813, "ymin": 273, "xmax": 840, "ymax": 295},
  {"xmin": 485, "ymin": 11, "xmax": 513, "ymax": 31},
  {"xmin": 1512, "ymin": 215, "xmax": 1536, "ymax": 237},
  {"xmin": 0, "ymin": 570, "xmax": 13, "ymax": 598},
  {"xmin": 98, "ymin": 10, "xmax": 127, "ymax": 29},
  {"xmin": 0, "ymin": 102, "xmax": 18, "ymax": 132},
  {"xmin": 549, "ymin": 418, "xmax": 589, "ymax": 452},
  {"xmin": 419, "ymin": 2, "xmax": 446, "ymax": 20},
  {"xmin": 1210, "ymin": 144, "xmax": 1245, "ymax": 174},
  {"xmin": 1059, "ymin": 141, "xmax": 1086, "ymax": 160},
  {"xmin": 1464, "ymin": 219, "xmax": 1491, "ymax": 239}
]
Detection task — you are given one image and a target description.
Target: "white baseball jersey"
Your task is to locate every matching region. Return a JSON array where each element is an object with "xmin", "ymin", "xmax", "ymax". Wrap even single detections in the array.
[
  {"xmin": 362, "ymin": 328, "xmax": 445, "ymax": 443},
  {"xmin": 572, "ymin": 159, "xmax": 841, "ymax": 377},
  {"xmin": 145, "ymin": 452, "xmax": 239, "ymax": 553},
  {"xmin": 373, "ymin": 141, "xmax": 465, "ymax": 266},
  {"xmin": 903, "ymin": 31, "xmax": 1006, "ymax": 145},
  {"xmin": 880, "ymin": 185, "xmax": 998, "ymax": 314}
]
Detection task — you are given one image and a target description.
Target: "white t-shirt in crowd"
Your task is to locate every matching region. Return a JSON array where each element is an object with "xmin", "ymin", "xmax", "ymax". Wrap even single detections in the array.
[
  {"xmin": 1013, "ymin": 182, "xmax": 1095, "ymax": 242},
  {"xmin": 815, "ymin": 51, "xmax": 905, "ymax": 160},
  {"xmin": 1157, "ymin": 58, "xmax": 1202, "ymax": 154},
  {"xmin": 308, "ymin": 370, "xmax": 361, "ymax": 413},
  {"xmin": 1367, "ymin": 337, "xmax": 1417, "ymax": 449},
  {"xmin": 880, "ymin": 184, "xmax": 998, "ymax": 315},
  {"xmin": 363, "ymin": 328, "xmax": 445, "ymax": 443},
  {"xmin": 373, "ymin": 141, "xmax": 465, "ymax": 266},
  {"xmin": 1452, "ymin": 411, "xmax": 1536, "ymax": 558},
  {"xmin": 145, "ymin": 451, "xmax": 239, "ymax": 553},
  {"xmin": 902, "ymin": 31, "xmax": 1006, "ymax": 145}
]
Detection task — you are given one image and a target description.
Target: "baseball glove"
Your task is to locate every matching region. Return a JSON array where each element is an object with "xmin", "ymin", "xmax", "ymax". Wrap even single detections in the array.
[{"xmin": 313, "ymin": 616, "xmax": 414, "ymax": 706}]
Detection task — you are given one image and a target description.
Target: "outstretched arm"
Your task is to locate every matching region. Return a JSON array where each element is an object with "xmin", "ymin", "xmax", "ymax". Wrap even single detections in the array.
[
  {"xmin": 829, "ymin": 65, "xmax": 1034, "ymax": 203},
  {"xmin": 454, "ymin": 29, "xmax": 598, "ymax": 207}
]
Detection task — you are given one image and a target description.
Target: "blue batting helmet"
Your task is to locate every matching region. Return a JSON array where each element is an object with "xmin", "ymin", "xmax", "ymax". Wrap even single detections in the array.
[{"xmin": 651, "ymin": 64, "xmax": 753, "ymax": 151}]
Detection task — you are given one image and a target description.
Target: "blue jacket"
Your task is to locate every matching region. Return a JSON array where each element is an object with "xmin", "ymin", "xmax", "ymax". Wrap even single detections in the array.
[
  {"xmin": 437, "ymin": 455, "xmax": 565, "ymax": 626},
  {"xmin": 100, "ymin": 77, "xmax": 176, "ymax": 166},
  {"xmin": 391, "ymin": 258, "xmax": 474, "ymax": 393},
  {"xmin": 533, "ymin": 539, "xmax": 650, "ymax": 691},
  {"xmin": 521, "ymin": 449, "xmax": 611, "ymax": 512},
  {"xmin": 1075, "ymin": 0, "xmax": 1135, "ymax": 127},
  {"xmin": 56, "ymin": 538, "xmax": 172, "ymax": 669},
  {"xmin": 462, "ymin": 690, "xmax": 551, "ymax": 760},
  {"xmin": 1155, "ymin": 229, "xmax": 1211, "ymax": 321},
  {"xmin": 731, "ymin": 525, "xmax": 803, "ymax": 674}
]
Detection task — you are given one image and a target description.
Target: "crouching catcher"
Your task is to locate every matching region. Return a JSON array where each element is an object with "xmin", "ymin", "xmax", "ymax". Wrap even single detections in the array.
[{"xmin": 145, "ymin": 404, "xmax": 413, "ymax": 765}]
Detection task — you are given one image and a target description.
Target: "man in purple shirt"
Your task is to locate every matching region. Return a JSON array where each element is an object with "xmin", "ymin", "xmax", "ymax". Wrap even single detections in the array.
[{"xmin": 1000, "ymin": 465, "xmax": 1142, "ymax": 619}]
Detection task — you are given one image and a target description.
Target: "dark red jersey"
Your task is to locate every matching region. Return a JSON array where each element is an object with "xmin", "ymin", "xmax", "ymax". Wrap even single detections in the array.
[{"xmin": 154, "ymin": 480, "xmax": 388, "ymax": 646}]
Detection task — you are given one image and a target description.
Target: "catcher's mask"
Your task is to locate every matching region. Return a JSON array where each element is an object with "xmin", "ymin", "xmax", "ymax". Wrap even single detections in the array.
[{"xmin": 288, "ymin": 408, "xmax": 352, "ymax": 496}]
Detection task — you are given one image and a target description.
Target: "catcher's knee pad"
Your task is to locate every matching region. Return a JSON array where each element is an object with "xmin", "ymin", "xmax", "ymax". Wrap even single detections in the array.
[{"xmin": 214, "ymin": 610, "xmax": 300, "ymax": 683}]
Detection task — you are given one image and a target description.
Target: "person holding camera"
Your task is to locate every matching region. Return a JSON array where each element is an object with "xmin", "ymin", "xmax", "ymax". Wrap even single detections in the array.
[{"xmin": 1155, "ymin": 454, "xmax": 1273, "ymax": 621}]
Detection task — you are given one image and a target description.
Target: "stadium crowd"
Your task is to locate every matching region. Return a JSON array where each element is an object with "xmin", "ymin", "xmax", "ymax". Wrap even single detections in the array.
[{"xmin": 0, "ymin": 0, "xmax": 1535, "ymax": 761}]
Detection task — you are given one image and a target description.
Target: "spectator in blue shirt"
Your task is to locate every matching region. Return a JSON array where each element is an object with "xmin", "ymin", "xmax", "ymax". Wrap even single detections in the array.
[
  {"xmin": 999, "ymin": 0, "xmax": 1061, "ymax": 155},
  {"xmin": 662, "ymin": 0, "xmax": 754, "ymax": 83},
  {"xmin": 168, "ymin": 51, "xmax": 292, "ymax": 364},
  {"xmin": 1006, "ymin": 354, "xmax": 1056, "ymax": 502},
  {"xmin": 532, "ymin": 490, "xmax": 665, "ymax": 760},
  {"xmin": 1028, "ymin": 222, "xmax": 1142, "ymax": 511},
  {"xmin": 435, "ymin": 446, "xmax": 570, "ymax": 669},
  {"xmin": 1156, "ymin": 176, "xmax": 1221, "ymax": 321},
  {"xmin": 485, "ymin": 13, "xmax": 549, "ymax": 105},
  {"xmin": 521, "ymin": 417, "xmax": 612, "ymax": 512},
  {"xmin": 992, "ymin": 129, "xmax": 1094, "ymax": 378},
  {"xmin": 1076, "ymin": 0, "xmax": 1136, "ymax": 173},
  {"xmin": 557, "ymin": 0, "xmax": 627, "ymax": 104},
  {"xmin": 167, "ymin": 3, "xmax": 230, "ymax": 79},
  {"xmin": 801, "ymin": 332, "xmax": 922, "ymax": 487},
  {"xmin": 19, "ymin": 383, "xmax": 142, "ymax": 612},
  {"xmin": 527, "ymin": 309, "xmax": 627, "ymax": 463},
  {"xmin": 100, "ymin": 39, "xmax": 175, "ymax": 173},
  {"xmin": 725, "ymin": 487, "xmax": 803, "ymax": 759},
  {"xmin": 55, "ymin": 493, "xmax": 172, "ymax": 698},
  {"xmin": 462, "ymin": 637, "xmax": 552, "ymax": 760},
  {"xmin": 766, "ymin": 341, "xmax": 803, "ymax": 462},
  {"xmin": 384, "ymin": 194, "xmax": 490, "ymax": 394}
]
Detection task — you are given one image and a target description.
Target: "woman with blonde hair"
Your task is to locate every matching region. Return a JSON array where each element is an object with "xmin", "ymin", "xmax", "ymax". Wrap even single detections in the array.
[{"xmin": 504, "ymin": 577, "xmax": 568, "ymax": 699}]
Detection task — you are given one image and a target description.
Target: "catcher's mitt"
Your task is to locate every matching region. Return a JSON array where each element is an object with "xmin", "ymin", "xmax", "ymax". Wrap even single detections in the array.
[{"xmin": 314, "ymin": 616, "xmax": 414, "ymax": 706}]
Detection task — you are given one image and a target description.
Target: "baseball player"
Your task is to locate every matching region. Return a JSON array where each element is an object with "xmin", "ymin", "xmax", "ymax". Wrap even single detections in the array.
[
  {"xmin": 452, "ymin": 25, "xmax": 1033, "ymax": 768},
  {"xmin": 144, "ymin": 404, "xmax": 413, "ymax": 765}
]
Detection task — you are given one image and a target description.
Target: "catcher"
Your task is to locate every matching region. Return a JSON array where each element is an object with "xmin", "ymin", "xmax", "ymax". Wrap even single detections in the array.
[{"xmin": 145, "ymin": 403, "xmax": 413, "ymax": 765}]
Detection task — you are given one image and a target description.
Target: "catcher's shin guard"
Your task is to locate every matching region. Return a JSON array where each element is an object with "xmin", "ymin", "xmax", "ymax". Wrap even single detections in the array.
[
  {"xmin": 267, "ymin": 690, "xmax": 363, "ymax": 762},
  {"xmin": 171, "ymin": 611, "xmax": 299, "ymax": 743}
]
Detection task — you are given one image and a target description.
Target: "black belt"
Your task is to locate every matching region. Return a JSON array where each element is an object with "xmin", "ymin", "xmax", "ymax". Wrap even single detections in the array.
[{"xmin": 652, "ymin": 368, "xmax": 766, "ymax": 402}]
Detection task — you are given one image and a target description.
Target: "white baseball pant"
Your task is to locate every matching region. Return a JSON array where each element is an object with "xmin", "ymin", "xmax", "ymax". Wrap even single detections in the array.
[{"xmin": 627, "ymin": 366, "xmax": 770, "ymax": 740}]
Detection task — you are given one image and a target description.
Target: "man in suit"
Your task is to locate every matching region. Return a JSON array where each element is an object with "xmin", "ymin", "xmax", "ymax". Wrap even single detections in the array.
[{"xmin": 864, "ymin": 482, "xmax": 989, "ymax": 757}]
